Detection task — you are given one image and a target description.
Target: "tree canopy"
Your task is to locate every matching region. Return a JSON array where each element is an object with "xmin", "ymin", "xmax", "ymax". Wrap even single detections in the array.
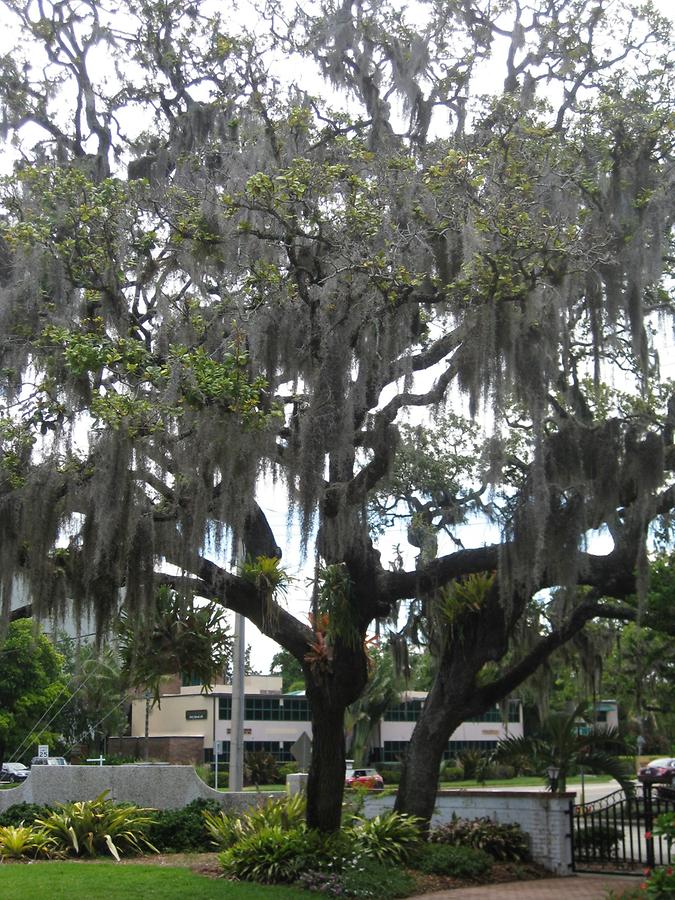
[
  {"xmin": 0, "ymin": 619, "xmax": 70, "ymax": 767},
  {"xmin": 0, "ymin": 0, "xmax": 673, "ymax": 829}
]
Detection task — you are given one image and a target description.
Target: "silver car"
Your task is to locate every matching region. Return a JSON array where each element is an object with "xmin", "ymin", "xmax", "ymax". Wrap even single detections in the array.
[{"xmin": 1, "ymin": 762, "xmax": 29, "ymax": 782}]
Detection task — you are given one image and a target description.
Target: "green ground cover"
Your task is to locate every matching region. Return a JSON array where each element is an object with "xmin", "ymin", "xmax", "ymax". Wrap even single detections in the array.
[{"xmin": 0, "ymin": 862, "xmax": 310, "ymax": 899}]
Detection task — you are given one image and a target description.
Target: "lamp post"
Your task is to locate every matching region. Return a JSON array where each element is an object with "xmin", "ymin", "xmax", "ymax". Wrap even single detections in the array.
[
  {"xmin": 547, "ymin": 765, "xmax": 560, "ymax": 793},
  {"xmin": 144, "ymin": 689, "xmax": 152, "ymax": 761}
]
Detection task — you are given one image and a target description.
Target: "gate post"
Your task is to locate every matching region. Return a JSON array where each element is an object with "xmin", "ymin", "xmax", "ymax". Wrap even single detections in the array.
[{"xmin": 643, "ymin": 781, "xmax": 655, "ymax": 869}]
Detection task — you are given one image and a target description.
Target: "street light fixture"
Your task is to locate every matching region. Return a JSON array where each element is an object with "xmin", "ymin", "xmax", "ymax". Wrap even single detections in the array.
[{"xmin": 547, "ymin": 765, "xmax": 560, "ymax": 792}]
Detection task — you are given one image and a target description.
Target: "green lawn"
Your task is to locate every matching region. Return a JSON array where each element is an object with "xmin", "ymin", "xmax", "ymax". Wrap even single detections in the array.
[
  {"xmin": 0, "ymin": 862, "xmax": 310, "ymax": 899},
  {"xmin": 439, "ymin": 774, "xmax": 616, "ymax": 789}
]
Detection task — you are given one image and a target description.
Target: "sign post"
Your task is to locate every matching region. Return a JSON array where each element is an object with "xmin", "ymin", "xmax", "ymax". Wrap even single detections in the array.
[{"xmin": 37, "ymin": 744, "xmax": 49, "ymax": 759}]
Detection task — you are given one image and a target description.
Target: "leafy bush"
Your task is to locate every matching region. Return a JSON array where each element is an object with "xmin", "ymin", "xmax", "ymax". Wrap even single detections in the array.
[
  {"xmin": 0, "ymin": 824, "xmax": 57, "ymax": 860},
  {"xmin": 458, "ymin": 749, "xmax": 489, "ymax": 780},
  {"xmin": 219, "ymin": 825, "xmax": 326, "ymax": 883},
  {"xmin": 338, "ymin": 858, "xmax": 416, "ymax": 898},
  {"xmin": 442, "ymin": 765, "xmax": 464, "ymax": 781},
  {"xmin": 346, "ymin": 811, "xmax": 423, "ymax": 864},
  {"xmin": 36, "ymin": 792, "xmax": 157, "ymax": 860},
  {"xmin": 415, "ymin": 843, "xmax": 493, "ymax": 878},
  {"xmin": 244, "ymin": 750, "xmax": 279, "ymax": 786},
  {"xmin": 574, "ymin": 824, "xmax": 622, "ymax": 855},
  {"xmin": 204, "ymin": 793, "xmax": 307, "ymax": 850},
  {"xmin": 146, "ymin": 798, "xmax": 223, "ymax": 852},
  {"xmin": 0, "ymin": 802, "xmax": 52, "ymax": 827},
  {"xmin": 430, "ymin": 815, "xmax": 531, "ymax": 861},
  {"xmin": 277, "ymin": 761, "xmax": 298, "ymax": 783}
]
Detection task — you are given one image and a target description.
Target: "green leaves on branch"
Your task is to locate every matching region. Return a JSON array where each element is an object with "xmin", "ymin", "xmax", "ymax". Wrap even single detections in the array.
[
  {"xmin": 117, "ymin": 586, "xmax": 231, "ymax": 700},
  {"xmin": 240, "ymin": 555, "xmax": 290, "ymax": 600},
  {"xmin": 38, "ymin": 325, "xmax": 274, "ymax": 431},
  {"xmin": 317, "ymin": 563, "xmax": 361, "ymax": 652}
]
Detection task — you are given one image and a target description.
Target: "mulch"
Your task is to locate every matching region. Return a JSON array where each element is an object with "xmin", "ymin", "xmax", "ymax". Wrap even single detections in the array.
[{"xmin": 407, "ymin": 861, "xmax": 552, "ymax": 895}]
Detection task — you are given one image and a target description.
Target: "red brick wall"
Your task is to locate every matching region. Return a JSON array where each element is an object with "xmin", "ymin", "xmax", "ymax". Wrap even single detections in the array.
[{"xmin": 107, "ymin": 735, "xmax": 204, "ymax": 765}]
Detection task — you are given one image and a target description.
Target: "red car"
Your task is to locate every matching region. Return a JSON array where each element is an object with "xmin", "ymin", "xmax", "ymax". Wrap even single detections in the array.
[
  {"xmin": 345, "ymin": 767, "xmax": 384, "ymax": 790},
  {"xmin": 637, "ymin": 757, "xmax": 675, "ymax": 784}
]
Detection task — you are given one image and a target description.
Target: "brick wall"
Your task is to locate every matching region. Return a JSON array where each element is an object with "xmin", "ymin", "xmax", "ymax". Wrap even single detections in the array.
[
  {"xmin": 363, "ymin": 789, "xmax": 574, "ymax": 875},
  {"xmin": 107, "ymin": 735, "xmax": 203, "ymax": 765}
]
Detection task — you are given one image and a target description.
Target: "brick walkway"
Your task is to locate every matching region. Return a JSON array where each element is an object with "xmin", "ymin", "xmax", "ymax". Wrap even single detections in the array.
[{"xmin": 408, "ymin": 874, "xmax": 643, "ymax": 899}]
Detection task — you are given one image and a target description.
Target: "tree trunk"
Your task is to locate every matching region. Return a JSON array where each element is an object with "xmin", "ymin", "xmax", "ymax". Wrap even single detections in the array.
[
  {"xmin": 395, "ymin": 593, "xmax": 508, "ymax": 825},
  {"xmin": 304, "ymin": 640, "xmax": 369, "ymax": 832},
  {"xmin": 394, "ymin": 658, "xmax": 478, "ymax": 825}
]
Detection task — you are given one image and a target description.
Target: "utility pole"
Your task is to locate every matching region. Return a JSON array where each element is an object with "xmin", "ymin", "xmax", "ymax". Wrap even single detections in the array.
[
  {"xmin": 229, "ymin": 613, "xmax": 245, "ymax": 790},
  {"xmin": 229, "ymin": 540, "xmax": 245, "ymax": 791}
]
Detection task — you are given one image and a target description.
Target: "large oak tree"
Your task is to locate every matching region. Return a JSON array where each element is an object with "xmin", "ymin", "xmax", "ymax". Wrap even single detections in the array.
[{"xmin": 0, "ymin": 0, "xmax": 673, "ymax": 829}]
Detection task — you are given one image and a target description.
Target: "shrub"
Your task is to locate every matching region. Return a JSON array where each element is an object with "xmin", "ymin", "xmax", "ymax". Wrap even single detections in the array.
[
  {"xmin": 204, "ymin": 793, "xmax": 307, "ymax": 850},
  {"xmin": 100, "ymin": 755, "xmax": 141, "ymax": 766},
  {"xmin": 458, "ymin": 749, "xmax": 487, "ymax": 780},
  {"xmin": 147, "ymin": 798, "xmax": 223, "ymax": 852},
  {"xmin": 244, "ymin": 750, "xmax": 278, "ymax": 786},
  {"xmin": 277, "ymin": 761, "xmax": 298, "ymax": 783},
  {"xmin": 430, "ymin": 815, "xmax": 531, "ymax": 861},
  {"xmin": 415, "ymin": 843, "xmax": 493, "ymax": 878},
  {"xmin": 0, "ymin": 802, "xmax": 52, "ymax": 827},
  {"xmin": 442, "ymin": 765, "xmax": 464, "ymax": 782},
  {"xmin": 0, "ymin": 824, "xmax": 57, "ymax": 860},
  {"xmin": 36, "ymin": 792, "xmax": 157, "ymax": 860},
  {"xmin": 219, "ymin": 824, "xmax": 325, "ymax": 883},
  {"xmin": 574, "ymin": 824, "xmax": 622, "ymax": 856},
  {"xmin": 379, "ymin": 766, "xmax": 402, "ymax": 785},
  {"xmin": 346, "ymin": 811, "xmax": 423, "ymax": 865},
  {"xmin": 338, "ymin": 858, "xmax": 416, "ymax": 898}
]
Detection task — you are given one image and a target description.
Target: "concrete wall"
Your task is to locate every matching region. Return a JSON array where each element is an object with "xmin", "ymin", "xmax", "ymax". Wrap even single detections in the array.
[
  {"xmin": 362, "ymin": 789, "xmax": 575, "ymax": 876},
  {"xmin": 0, "ymin": 765, "xmax": 274, "ymax": 813}
]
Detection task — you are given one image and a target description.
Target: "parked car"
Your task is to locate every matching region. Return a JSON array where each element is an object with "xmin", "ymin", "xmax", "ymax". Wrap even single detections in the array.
[
  {"xmin": 0, "ymin": 762, "xmax": 29, "ymax": 782},
  {"xmin": 637, "ymin": 757, "xmax": 675, "ymax": 784},
  {"xmin": 30, "ymin": 756, "xmax": 69, "ymax": 767},
  {"xmin": 345, "ymin": 766, "xmax": 384, "ymax": 790}
]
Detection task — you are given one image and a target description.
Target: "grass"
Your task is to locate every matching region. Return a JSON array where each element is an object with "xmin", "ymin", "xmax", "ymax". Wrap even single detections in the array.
[
  {"xmin": 438, "ymin": 774, "xmax": 617, "ymax": 789},
  {"xmin": 0, "ymin": 862, "xmax": 311, "ymax": 899}
]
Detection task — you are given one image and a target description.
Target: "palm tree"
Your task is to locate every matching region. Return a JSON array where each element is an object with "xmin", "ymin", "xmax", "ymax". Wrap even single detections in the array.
[
  {"xmin": 492, "ymin": 703, "xmax": 633, "ymax": 794},
  {"xmin": 346, "ymin": 647, "xmax": 402, "ymax": 766}
]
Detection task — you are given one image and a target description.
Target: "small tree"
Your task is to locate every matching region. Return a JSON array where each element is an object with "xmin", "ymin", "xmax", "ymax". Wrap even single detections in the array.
[
  {"xmin": 0, "ymin": 619, "xmax": 70, "ymax": 767},
  {"xmin": 492, "ymin": 704, "xmax": 633, "ymax": 793}
]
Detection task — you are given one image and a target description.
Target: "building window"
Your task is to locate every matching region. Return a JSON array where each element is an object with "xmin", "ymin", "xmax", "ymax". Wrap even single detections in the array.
[
  {"xmin": 205, "ymin": 740, "xmax": 295, "ymax": 764},
  {"xmin": 383, "ymin": 701, "xmax": 424, "ymax": 721},
  {"xmin": 182, "ymin": 672, "xmax": 203, "ymax": 687},
  {"xmin": 218, "ymin": 696, "xmax": 311, "ymax": 721}
]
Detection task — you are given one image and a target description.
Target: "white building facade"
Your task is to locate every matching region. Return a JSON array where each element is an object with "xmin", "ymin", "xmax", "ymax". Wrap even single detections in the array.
[{"xmin": 129, "ymin": 675, "xmax": 524, "ymax": 765}]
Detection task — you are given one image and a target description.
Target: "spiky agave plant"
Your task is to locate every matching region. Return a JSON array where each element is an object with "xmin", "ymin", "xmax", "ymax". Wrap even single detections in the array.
[{"xmin": 35, "ymin": 792, "xmax": 158, "ymax": 860}]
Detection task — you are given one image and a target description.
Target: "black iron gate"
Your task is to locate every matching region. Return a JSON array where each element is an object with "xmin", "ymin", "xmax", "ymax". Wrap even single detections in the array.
[{"xmin": 573, "ymin": 783, "xmax": 674, "ymax": 872}]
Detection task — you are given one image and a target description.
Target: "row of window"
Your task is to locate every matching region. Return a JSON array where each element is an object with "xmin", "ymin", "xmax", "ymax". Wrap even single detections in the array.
[
  {"xmin": 206, "ymin": 740, "xmax": 296, "ymax": 763},
  {"xmin": 382, "ymin": 700, "xmax": 521, "ymax": 723},
  {"xmin": 218, "ymin": 697, "xmax": 312, "ymax": 721},
  {"xmin": 215, "ymin": 696, "xmax": 521, "ymax": 723},
  {"xmin": 205, "ymin": 739, "xmax": 501, "ymax": 765}
]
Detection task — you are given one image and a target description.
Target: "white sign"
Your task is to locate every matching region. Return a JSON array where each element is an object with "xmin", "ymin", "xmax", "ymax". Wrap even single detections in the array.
[{"xmin": 37, "ymin": 744, "xmax": 49, "ymax": 758}]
